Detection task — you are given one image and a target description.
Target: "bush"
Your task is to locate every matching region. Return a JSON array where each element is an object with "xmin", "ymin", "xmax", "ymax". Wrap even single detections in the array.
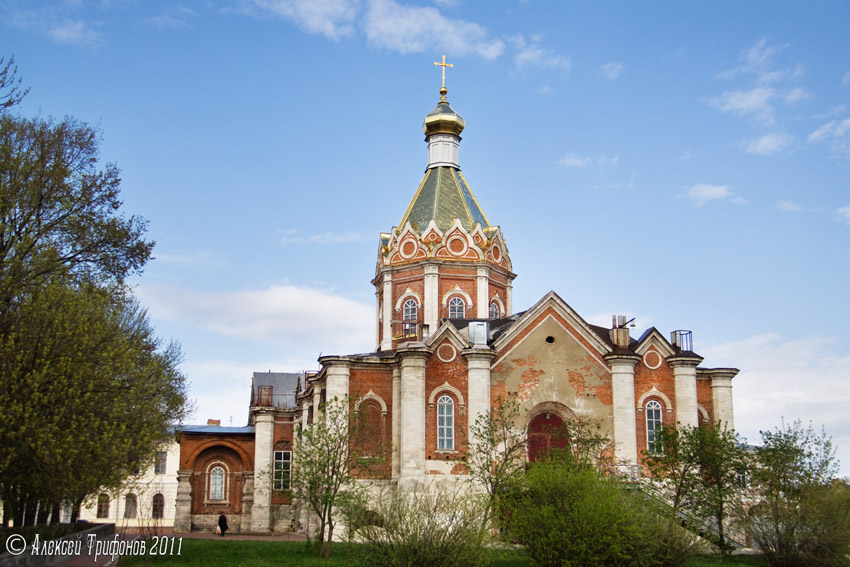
[
  {"xmin": 737, "ymin": 421, "xmax": 850, "ymax": 567},
  {"xmin": 347, "ymin": 484, "xmax": 490, "ymax": 567},
  {"xmin": 502, "ymin": 458, "xmax": 699, "ymax": 567}
]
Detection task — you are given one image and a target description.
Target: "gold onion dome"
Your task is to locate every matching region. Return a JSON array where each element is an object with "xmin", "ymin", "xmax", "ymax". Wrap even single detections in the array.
[{"xmin": 422, "ymin": 87, "xmax": 465, "ymax": 137}]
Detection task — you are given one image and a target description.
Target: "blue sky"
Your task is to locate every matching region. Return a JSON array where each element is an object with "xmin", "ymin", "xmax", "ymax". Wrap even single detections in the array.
[{"xmin": 4, "ymin": 0, "xmax": 849, "ymax": 475}]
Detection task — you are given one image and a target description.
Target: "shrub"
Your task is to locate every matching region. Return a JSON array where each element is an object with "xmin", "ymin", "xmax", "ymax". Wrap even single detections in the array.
[
  {"xmin": 347, "ymin": 484, "xmax": 490, "ymax": 567},
  {"xmin": 502, "ymin": 458, "xmax": 699, "ymax": 567}
]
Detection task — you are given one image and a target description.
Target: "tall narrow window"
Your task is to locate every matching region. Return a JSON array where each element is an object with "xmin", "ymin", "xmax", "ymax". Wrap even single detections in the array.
[
  {"xmin": 154, "ymin": 451, "xmax": 167, "ymax": 475},
  {"xmin": 448, "ymin": 297, "xmax": 465, "ymax": 319},
  {"xmin": 209, "ymin": 466, "xmax": 225, "ymax": 500},
  {"xmin": 437, "ymin": 394, "xmax": 455, "ymax": 450},
  {"xmin": 489, "ymin": 301, "xmax": 500, "ymax": 319},
  {"xmin": 152, "ymin": 493, "xmax": 165, "ymax": 519},
  {"xmin": 96, "ymin": 494, "xmax": 110, "ymax": 519},
  {"xmin": 403, "ymin": 299, "xmax": 418, "ymax": 337},
  {"xmin": 273, "ymin": 451, "xmax": 292, "ymax": 490},
  {"xmin": 646, "ymin": 400, "xmax": 663, "ymax": 453},
  {"xmin": 124, "ymin": 494, "xmax": 137, "ymax": 519}
]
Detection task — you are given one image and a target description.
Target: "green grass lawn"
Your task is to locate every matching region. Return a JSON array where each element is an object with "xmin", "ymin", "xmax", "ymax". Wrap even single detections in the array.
[{"xmin": 120, "ymin": 539, "xmax": 766, "ymax": 567}]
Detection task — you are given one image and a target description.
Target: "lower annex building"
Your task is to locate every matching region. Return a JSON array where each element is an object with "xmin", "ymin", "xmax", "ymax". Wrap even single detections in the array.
[{"xmin": 174, "ymin": 79, "xmax": 737, "ymax": 534}]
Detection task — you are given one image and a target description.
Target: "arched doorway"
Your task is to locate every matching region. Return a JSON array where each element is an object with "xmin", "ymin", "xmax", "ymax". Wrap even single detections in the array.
[{"xmin": 527, "ymin": 411, "xmax": 570, "ymax": 462}]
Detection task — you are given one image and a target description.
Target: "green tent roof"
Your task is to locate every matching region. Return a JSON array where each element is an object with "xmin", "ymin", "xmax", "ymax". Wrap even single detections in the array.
[{"xmin": 398, "ymin": 167, "xmax": 490, "ymax": 232}]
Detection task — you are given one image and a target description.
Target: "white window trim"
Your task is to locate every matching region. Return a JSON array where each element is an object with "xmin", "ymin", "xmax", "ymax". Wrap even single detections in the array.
[
  {"xmin": 440, "ymin": 286, "xmax": 473, "ymax": 308},
  {"xmin": 645, "ymin": 399, "xmax": 663, "ymax": 453},
  {"xmin": 437, "ymin": 394, "xmax": 455, "ymax": 451},
  {"xmin": 636, "ymin": 386, "xmax": 674, "ymax": 415},
  {"xmin": 394, "ymin": 288, "xmax": 423, "ymax": 312},
  {"xmin": 428, "ymin": 381, "xmax": 466, "ymax": 410},
  {"xmin": 273, "ymin": 450, "xmax": 292, "ymax": 491},
  {"xmin": 354, "ymin": 390, "xmax": 389, "ymax": 416},
  {"xmin": 205, "ymin": 463, "xmax": 229, "ymax": 504},
  {"xmin": 448, "ymin": 296, "xmax": 466, "ymax": 318}
]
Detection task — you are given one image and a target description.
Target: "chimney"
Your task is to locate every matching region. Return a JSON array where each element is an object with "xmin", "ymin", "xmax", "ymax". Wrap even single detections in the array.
[
  {"xmin": 670, "ymin": 330, "xmax": 693, "ymax": 351},
  {"xmin": 609, "ymin": 315, "xmax": 631, "ymax": 348},
  {"xmin": 207, "ymin": 419, "xmax": 221, "ymax": 426}
]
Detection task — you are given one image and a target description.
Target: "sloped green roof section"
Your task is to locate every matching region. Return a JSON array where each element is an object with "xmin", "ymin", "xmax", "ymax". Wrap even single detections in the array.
[{"xmin": 399, "ymin": 167, "xmax": 490, "ymax": 232}]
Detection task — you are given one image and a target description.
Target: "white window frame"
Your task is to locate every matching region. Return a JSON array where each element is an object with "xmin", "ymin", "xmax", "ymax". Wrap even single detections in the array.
[
  {"xmin": 273, "ymin": 450, "xmax": 292, "ymax": 490},
  {"xmin": 152, "ymin": 493, "xmax": 165, "ymax": 519},
  {"xmin": 448, "ymin": 297, "xmax": 465, "ymax": 319},
  {"xmin": 154, "ymin": 451, "xmax": 167, "ymax": 475},
  {"xmin": 208, "ymin": 465, "xmax": 226, "ymax": 501},
  {"xmin": 489, "ymin": 301, "xmax": 500, "ymax": 319},
  {"xmin": 124, "ymin": 494, "xmax": 137, "ymax": 519},
  {"xmin": 437, "ymin": 394, "xmax": 455, "ymax": 450},
  {"xmin": 646, "ymin": 400, "xmax": 663, "ymax": 453}
]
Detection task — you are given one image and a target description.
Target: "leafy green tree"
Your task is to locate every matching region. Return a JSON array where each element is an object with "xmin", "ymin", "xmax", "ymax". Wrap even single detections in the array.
[
  {"xmin": 0, "ymin": 113, "xmax": 153, "ymax": 318},
  {"xmin": 738, "ymin": 421, "xmax": 850, "ymax": 567},
  {"xmin": 292, "ymin": 396, "xmax": 376, "ymax": 558},
  {"xmin": 644, "ymin": 424, "xmax": 710, "ymax": 517},
  {"xmin": 0, "ymin": 55, "xmax": 28, "ymax": 112},
  {"xmin": 0, "ymin": 280, "xmax": 188, "ymax": 525},
  {"xmin": 466, "ymin": 396, "xmax": 526, "ymax": 527},
  {"xmin": 690, "ymin": 425, "xmax": 749, "ymax": 554},
  {"xmin": 643, "ymin": 424, "xmax": 748, "ymax": 553}
]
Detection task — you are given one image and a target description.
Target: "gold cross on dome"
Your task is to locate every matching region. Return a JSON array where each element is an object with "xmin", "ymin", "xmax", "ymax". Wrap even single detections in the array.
[{"xmin": 434, "ymin": 55, "xmax": 454, "ymax": 89}]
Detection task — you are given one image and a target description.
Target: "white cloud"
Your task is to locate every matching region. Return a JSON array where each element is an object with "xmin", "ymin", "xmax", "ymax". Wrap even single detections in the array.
[
  {"xmin": 683, "ymin": 184, "xmax": 738, "ymax": 206},
  {"xmin": 777, "ymin": 200, "xmax": 802, "ymax": 212},
  {"xmin": 707, "ymin": 87, "xmax": 775, "ymax": 125},
  {"xmin": 137, "ymin": 283, "xmax": 375, "ymax": 355},
  {"xmin": 743, "ymin": 132, "xmax": 793, "ymax": 155},
  {"xmin": 365, "ymin": 0, "xmax": 504, "ymax": 59},
  {"xmin": 717, "ymin": 39, "xmax": 803, "ymax": 85},
  {"xmin": 250, "ymin": 0, "xmax": 359, "ymax": 40},
  {"xmin": 808, "ymin": 118, "xmax": 850, "ymax": 142},
  {"xmin": 701, "ymin": 333, "xmax": 850, "ymax": 475},
  {"xmin": 783, "ymin": 86, "xmax": 811, "ymax": 104},
  {"xmin": 678, "ymin": 150, "xmax": 698, "ymax": 161},
  {"xmin": 836, "ymin": 206, "xmax": 850, "ymax": 225},
  {"xmin": 509, "ymin": 34, "xmax": 571, "ymax": 72},
  {"xmin": 600, "ymin": 62, "xmax": 624, "ymax": 80},
  {"xmin": 146, "ymin": 7, "xmax": 198, "ymax": 29},
  {"xmin": 278, "ymin": 230, "xmax": 370, "ymax": 244},
  {"xmin": 843, "ymin": 71, "xmax": 850, "ymax": 87},
  {"xmin": 152, "ymin": 251, "xmax": 229, "ymax": 272},
  {"xmin": 536, "ymin": 85, "xmax": 553, "ymax": 95},
  {"xmin": 48, "ymin": 19, "xmax": 102, "ymax": 47},
  {"xmin": 557, "ymin": 153, "xmax": 618, "ymax": 168}
]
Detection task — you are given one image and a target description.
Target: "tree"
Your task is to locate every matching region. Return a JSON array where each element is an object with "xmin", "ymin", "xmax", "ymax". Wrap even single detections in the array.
[
  {"xmin": 644, "ymin": 424, "xmax": 709, "ymax": 517},
  {"xmin": 643, "ymin": 424, "xmax": 749, "ymax": 553},
  {"xmin": 737, "ymin": 421, "xmax": 850, "ymax": 567},
  {"xmin": 0, "ymin": 55, "xmax": 29, "ymax": 112},
  {"xmin": 292, "ymin": 396, "xmax": 378, "ymax": 558},
  {"xmin": 466, "ymin": 396, "xmax": 527, "ymax": 526},
  {"xmin": 0, "ymin": 114, "xmax": 153, "ymax": 318},
  {"xmin": 0, "ymin": 280, "xmax": 189, "ymax": 525}
]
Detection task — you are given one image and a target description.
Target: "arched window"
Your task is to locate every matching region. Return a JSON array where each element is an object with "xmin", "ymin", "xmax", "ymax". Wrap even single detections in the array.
[
  {"xmin": 437, "ymin": 394, "xmax": 455, "ymax": 450},
  {"xmin": 124, "ymin": 494, "xmax": 137, "ymax": 519},
  {"xmin": 646, "ymin": 400, "xmax": 663, "ymax": 453},
  {"xmin": 402, "ymin": 299, "xmax": 418, "ymax": 337},
  {"xmin": 209, "ymin": 466, "xmax": 226, "ymax": 501},
  {"xmin": 96, "ymin": 494, "xmax": 110, "ymax": 519},
  {"xmin": 448, "ymin": 297, "xmax": 465, "ymax": 319},
  {"xmin": 489, "ymin": 301, "xmax": 500, "ymax": 319},
  {"xmin": 152, "ymin": 493, "xmax": 165, "ymax": 519}
]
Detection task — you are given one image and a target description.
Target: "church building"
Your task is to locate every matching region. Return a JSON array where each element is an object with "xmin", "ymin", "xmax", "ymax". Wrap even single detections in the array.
[{"xmin": 174, "ymin": 68, "xmax": 737, "ymax": 533}]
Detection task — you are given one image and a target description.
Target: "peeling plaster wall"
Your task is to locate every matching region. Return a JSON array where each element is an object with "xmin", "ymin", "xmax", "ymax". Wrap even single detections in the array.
[{"xmin": 491, "ymin": 316, "xmax": 613, "ymax": 439}]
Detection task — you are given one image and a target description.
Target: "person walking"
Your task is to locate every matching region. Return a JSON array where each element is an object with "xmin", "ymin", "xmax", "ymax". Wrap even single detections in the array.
[{"xmin": 218, "ymin": 512, "xmax": 229, "ymax": 537}]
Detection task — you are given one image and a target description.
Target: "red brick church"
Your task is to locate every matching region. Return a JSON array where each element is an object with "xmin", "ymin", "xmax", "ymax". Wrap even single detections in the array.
[{"xmin": 174, "ymin": 73, "xmax": 737, "ymax": 533}]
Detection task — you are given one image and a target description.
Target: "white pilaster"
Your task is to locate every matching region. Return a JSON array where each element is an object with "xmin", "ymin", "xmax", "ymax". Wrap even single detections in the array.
[
  {"xmin": 506, "ymin": 280, "xmax": 513, "ymax": 316},
  {"xmin": 605, "ymin": 354, "xmax": 640, "ymax": 467},
  {"xmin": 424, "ymin": 264, "xmax": 439, "ymax": 334},
  {"xmin": 240, "ymin": 472, "xmax": 254, "ymax": 533},
  {"xmin": 669, "ymin": 356, "xmax": 701, "ymax": 429},
  {"xmin": 476, "ymin": 267, "xmax": 490, "ymax": 319},
  {"xmin": 397, "ymin": 348, "xmax": 429, "ymax": 483},
  {"xmin": 325, "ymin": 361, "xmax": 350, "ymax": 403},
  {"xmin": 391, "ymin": 366, "xmax": 401, "ymax": 478},
  {"xmin": 708, "ymin": 369, "xmax": 737, "ymax": 431},
  {"xmin": 173, "ymin": 470, "xmax": 193, "ymax": 532},
  {"xmin": 463, "ymin": 347, "xmax": 494, "ymax": 451},
  {"xmin": 381, "ymin": 273, "xmax": 393, "ymax": 351},
  {"xmin": 251, "ymin": 412, "xmax": 274, "ymax": 532}
]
